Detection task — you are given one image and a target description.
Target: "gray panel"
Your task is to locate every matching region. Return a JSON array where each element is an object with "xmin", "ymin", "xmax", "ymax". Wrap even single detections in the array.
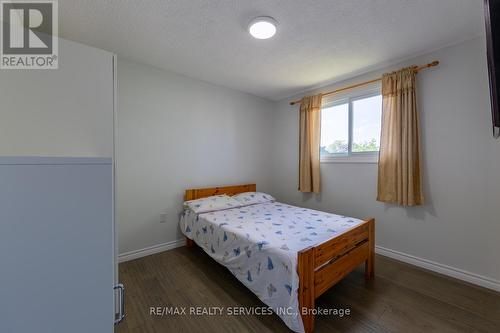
[{"xmin": 0, "ymin": 159, "xmax": 114, "ymax": 332}]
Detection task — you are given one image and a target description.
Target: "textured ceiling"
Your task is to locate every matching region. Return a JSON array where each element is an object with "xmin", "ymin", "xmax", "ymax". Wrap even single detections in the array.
[{"xmin": 59, "ymin": 0, "xmax": 485, "ymax": 100}]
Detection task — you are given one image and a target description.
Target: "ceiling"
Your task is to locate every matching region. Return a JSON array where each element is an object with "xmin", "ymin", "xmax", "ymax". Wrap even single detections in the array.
[{"xmin": 59, "ymin": 0, "xmax": 485, "ymax": 101}]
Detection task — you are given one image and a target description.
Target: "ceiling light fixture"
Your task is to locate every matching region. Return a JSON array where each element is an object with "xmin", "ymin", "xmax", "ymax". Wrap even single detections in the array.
[{"xmin": 248, "ymin": 16, "xmax": 277, "ymax": 39}]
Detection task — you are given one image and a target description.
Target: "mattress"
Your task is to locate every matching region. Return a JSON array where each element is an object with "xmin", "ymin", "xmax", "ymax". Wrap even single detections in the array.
[{"xmin": 179, "ymin": 201, "xmax": 363, "ymax": 333}]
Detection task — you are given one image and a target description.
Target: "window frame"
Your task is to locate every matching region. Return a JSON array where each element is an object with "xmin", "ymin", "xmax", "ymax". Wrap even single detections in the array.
[{"xmin": 320, "ymin": 86, "xmax": 381, "ymax": 164}]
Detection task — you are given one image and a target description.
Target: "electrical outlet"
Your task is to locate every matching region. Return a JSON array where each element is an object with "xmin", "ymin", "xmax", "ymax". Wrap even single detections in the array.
[{"xmin": 160, "ymin": 213, "xmax": 167, "ymax": 223}]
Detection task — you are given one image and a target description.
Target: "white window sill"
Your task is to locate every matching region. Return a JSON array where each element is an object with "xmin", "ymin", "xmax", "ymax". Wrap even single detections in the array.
[{"xmin": 321, "ymin": 154, "xmax": 379, "ymax": 164}]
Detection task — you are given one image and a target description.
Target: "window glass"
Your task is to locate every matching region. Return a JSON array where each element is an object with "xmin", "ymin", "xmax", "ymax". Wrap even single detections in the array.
[
  {"xmin": 320, "ymin": 103, "xmax": 349, "ymax": 155},
  {"xmin": 352, "ymin": 95, "xmax": 382, "ymax": 152}
]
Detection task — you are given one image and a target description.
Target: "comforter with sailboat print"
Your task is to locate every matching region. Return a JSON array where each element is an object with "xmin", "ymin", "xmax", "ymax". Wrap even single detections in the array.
[{"xmin": 180, "ymin": 201, "xmax": 363, "ymax": 333}]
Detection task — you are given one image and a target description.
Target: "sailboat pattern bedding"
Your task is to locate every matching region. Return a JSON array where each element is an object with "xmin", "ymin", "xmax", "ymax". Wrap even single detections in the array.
[{"xmin": 179, "ymin": 201, "xmax": 363, "ymax": 333}]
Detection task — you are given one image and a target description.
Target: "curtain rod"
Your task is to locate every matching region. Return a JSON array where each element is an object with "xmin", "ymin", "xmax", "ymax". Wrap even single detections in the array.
[{"xmin": 289, "ymin": 60, "xmax": 439, "ymax": 106}]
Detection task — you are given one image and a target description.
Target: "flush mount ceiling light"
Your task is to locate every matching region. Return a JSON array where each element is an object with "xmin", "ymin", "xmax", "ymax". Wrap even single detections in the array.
[{"xmin": 248, "ymin": 16, "xmax": 278, "ymax": 39}]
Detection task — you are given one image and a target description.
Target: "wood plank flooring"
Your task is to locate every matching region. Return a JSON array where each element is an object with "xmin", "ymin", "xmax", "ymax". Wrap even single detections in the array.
[{"xmin": 115, "ymin": 246, "xmax": 500, "ymax": 333}]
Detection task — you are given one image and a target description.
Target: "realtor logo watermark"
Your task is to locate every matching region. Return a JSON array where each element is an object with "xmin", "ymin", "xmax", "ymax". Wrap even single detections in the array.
[{"xmin": 1, "ymin": 0, "xmax": 58, "ymax": 69}]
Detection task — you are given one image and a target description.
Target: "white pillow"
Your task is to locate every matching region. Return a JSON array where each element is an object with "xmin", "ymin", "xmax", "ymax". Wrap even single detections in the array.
[
  {"xmin": 232, "ymin": 192, "xmax": 275, "ymax": 205},
  {"xmin": 184, "ymin": 194, "xmax": 241, "ymax": 213}
]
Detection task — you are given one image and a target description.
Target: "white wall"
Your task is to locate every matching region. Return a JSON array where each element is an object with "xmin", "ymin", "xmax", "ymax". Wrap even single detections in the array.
[
  {"xmin": 116, "ymin": 59, "xmax": 275, "ymax": 256},
  {"xmin": 0, "ymin": 38, "xmax": 114, "ymax": 157},
  {"xmin": 270, "ymin": 37, "xmax": 500, "ymax": 285},
  {"xmin": 4, "ymin": 34, "xmax": 495, "ymax": 290}
]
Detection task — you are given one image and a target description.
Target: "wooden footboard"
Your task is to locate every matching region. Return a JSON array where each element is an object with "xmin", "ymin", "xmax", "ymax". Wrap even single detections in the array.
[{"xmin": 298, "ymin": 218, "xmax": 375, "ymax": 333}]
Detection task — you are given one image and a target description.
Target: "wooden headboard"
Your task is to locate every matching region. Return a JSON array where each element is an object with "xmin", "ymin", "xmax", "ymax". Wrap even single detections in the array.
[{"xmin": 184, "ymin": 184, "xmax": 256, "ymax": 201}]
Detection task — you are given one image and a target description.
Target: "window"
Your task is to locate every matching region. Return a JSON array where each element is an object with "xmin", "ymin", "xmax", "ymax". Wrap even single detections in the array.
[{"xmin": 320, "ymin": 87, "xmax": 382, "ymax": 163}]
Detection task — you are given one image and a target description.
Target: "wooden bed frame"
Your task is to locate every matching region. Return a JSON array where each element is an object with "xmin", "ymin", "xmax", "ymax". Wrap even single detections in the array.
[{"xmin": 184, "ymin": 184, "xmax": 375, "ymax": 333}]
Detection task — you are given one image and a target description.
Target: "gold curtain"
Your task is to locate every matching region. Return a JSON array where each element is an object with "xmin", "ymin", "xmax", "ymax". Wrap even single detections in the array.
[
  {"xmin": 298, "ymin": 94, "xmax": 322, "ymax": 193},
  {"xmin": 377, "ymin": 67, "xmax": 424, "ymax": 206}
]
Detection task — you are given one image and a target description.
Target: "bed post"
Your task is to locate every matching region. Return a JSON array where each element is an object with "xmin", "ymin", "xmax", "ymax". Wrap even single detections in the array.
[
  {"xmin": 185, "ymin": 237, "xmax": 195, "ymax": 248},
  {"xmin": 365, "ymin": 218, "xmax": 375, "ymax": 280},
  {"xmin": 298, "ymin": 247, "xmax": 315, "ymax": 333}
]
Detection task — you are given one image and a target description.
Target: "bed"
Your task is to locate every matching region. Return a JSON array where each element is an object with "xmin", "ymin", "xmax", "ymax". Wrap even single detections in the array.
[{"xmin": 180, "ymin": 184, "xmax": 374, "ymax": 333}]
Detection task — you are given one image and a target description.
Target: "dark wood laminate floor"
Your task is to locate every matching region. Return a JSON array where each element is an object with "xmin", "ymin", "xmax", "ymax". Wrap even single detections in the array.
[{"xmin": 115, "ymin": 246, "xmax": 500, "ymax": 333}]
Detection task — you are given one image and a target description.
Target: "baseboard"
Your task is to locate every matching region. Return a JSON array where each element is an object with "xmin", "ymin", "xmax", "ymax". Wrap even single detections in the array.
[
  {"xmin": 118, "ymin": 240, "xmax": 500, "ymax": 291},
  {"xmin": 118, "ymin": 239, "xmax": 185, "ymax": 263},
  {"xmin": 375, "ymin": 246, "xmax": 500, "ymax": 292}
]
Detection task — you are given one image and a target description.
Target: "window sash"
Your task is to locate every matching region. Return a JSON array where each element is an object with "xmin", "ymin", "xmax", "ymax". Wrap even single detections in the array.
[{"xmin": 320, "ymin": 87, "xmax": 381, "ymax": 161}]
